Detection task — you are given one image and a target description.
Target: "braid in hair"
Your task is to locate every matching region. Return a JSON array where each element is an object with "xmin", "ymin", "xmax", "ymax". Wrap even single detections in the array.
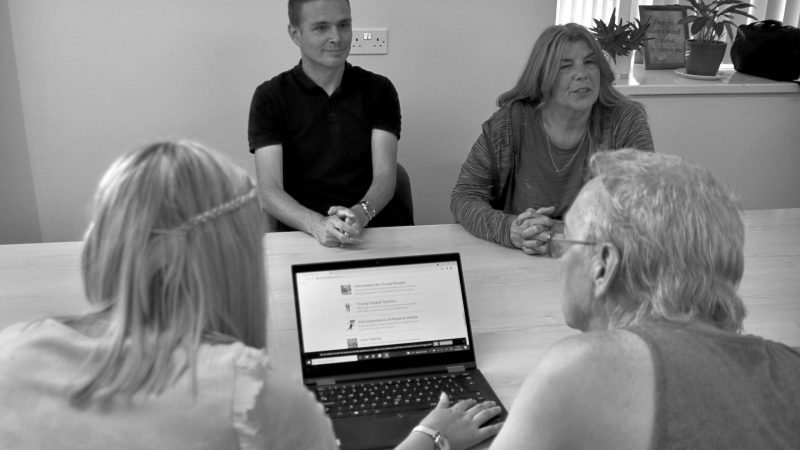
[{"xmin": 153, "ymin": 188, "xmax": 258, "ymax": 234}]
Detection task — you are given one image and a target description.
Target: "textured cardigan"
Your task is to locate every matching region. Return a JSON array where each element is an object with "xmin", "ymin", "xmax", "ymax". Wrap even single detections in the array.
[{"xmin": 450, "ymin": 99, "xmax": 654, "ymax": 247}]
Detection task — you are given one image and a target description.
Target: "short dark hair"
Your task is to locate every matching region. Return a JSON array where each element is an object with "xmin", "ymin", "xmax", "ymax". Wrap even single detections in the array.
[{"xmin": 288, "ymin": 0, "xmax": 350, "ymax": 27}]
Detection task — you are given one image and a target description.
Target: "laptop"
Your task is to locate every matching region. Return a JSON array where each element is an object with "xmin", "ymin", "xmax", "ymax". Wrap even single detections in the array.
[{"xmin": 291, "ymin": 253, "xmax": 507, "ymax": 450}]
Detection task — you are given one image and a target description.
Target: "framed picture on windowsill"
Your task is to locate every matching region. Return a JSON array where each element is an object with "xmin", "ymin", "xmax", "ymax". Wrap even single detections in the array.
[{"xmin": 639, "ymin": 5, "xmax": 689, "ymax": 70}]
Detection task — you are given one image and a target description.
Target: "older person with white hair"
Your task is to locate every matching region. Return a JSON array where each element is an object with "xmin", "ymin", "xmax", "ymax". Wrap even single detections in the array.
[{"xmin": 490, "ymin": 149, "xmax": 800, "ymax": 449}]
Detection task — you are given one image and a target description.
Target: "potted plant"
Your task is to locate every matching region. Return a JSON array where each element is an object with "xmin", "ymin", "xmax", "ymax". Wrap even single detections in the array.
[
  {"xmin": 679, "ymin": 0, "xmax": 758, "ymax": 76},
  {"xmin": 590, "ymin": 8, "xmax": 652, "ymax": 80}
]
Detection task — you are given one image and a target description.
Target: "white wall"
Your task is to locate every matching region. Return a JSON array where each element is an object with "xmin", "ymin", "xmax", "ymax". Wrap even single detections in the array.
[
  {"xmin": 6, "ymin": 0, "xmax": 798, "ymax": 243},
  {"xmin": 5, "ymin": 0, "xmax": 554, "ymax": 242},
  {"xmin": 636, "ymin": 93, "xmax": 800, "ymax": 210},
  {"xmin": 0, "ymin": 0, "xmax": 41, "ymax": 244}
]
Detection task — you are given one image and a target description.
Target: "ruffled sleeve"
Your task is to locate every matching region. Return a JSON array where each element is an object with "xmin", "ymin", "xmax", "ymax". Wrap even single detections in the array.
[{"xmin": 232, "ymin": 347, "xmax": 338, "ymax": 450}]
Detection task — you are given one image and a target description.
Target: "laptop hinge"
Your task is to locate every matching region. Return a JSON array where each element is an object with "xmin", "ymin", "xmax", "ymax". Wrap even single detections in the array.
[
  {"xmin": 447, "ymin": 365, "xmax": 466, "ymax": 373},
  {"xmin": 315, "ymin": 378, "xmax": 336, "ymax": 386}
]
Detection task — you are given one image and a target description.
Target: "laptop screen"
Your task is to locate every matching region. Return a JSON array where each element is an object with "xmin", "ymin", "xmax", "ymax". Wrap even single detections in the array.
[{"xmin": 292, "ymin": 253, "xmax": 477, "ymax": 381}]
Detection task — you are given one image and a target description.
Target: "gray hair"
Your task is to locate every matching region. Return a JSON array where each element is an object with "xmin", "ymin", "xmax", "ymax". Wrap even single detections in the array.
[
  {"xmin": 586, "ymin": 149, "xmax": 746, "ymax": 332},
  {"xmin": 72, "ymin": 140, "xmax": 266, "ymax": 405}
]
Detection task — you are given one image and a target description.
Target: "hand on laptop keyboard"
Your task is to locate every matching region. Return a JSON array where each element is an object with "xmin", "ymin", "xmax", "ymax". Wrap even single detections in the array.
[
  {"xmin": 396, "ymin": 391, "xmax": 504, "ymax": 450},
  {"xmin": 317, "ymin": 373, "xmax": 486, "ymax": 418}
]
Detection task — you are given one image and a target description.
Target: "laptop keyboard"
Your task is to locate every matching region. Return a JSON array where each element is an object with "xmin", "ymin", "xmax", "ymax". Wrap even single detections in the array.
[{"xmin": 315, "ymin": 372, "xmax": 486, "ymax": 418}]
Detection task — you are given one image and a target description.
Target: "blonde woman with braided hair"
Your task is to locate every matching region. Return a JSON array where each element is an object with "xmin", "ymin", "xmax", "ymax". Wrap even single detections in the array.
[{"xmin": 0, "ymin": 141, "xmax": 501, "ymax": 450}]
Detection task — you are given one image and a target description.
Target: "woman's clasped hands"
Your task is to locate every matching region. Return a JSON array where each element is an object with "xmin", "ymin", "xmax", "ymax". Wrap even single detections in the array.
[{"xmin": 510, "ymin": 206, "xmax": 562, "ymax": 256}]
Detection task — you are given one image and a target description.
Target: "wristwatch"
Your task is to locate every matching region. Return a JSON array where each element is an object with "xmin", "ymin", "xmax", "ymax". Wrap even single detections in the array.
[{"xmin": 412, "ymin": 425, "xmax": 451, "ymax": 450}]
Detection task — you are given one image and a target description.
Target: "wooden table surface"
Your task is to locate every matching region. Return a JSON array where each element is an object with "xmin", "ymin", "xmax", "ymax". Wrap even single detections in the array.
[{"xmin": 1, "ymin": 209, "xmax": 799, "ymax": 410}]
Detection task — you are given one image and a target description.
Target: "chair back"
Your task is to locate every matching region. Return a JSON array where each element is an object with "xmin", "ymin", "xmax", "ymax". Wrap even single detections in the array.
[{"xmin": 394, "ymin": 163, "xmax": 414, "ymax": 224}]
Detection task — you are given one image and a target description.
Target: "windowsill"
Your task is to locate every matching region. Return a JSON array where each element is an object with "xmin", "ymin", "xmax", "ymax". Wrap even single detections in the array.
[{"xmin": 614, "ymin": 64, "xmax": 800, "ymax": 96}]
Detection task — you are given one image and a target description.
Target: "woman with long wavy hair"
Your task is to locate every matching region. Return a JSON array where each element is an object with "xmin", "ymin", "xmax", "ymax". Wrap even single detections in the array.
[{"xmin": 451, "ymin": 23, "xmax": 654, "ymax": 256}]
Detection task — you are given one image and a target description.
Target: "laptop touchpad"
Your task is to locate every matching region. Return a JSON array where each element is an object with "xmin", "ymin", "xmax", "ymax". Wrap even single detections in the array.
[{"xmin": 334, "ymin": 411, "xmax": 427, "ymax": 450}]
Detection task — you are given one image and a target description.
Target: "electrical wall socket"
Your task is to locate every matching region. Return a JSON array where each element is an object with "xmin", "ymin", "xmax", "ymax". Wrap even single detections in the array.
[{"xmin": 351, "ymin": 28, "xmax": 388, "ymax": 55}]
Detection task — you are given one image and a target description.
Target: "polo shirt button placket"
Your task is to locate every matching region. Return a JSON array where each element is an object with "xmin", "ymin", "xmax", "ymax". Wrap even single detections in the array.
[{"xmin": 327, "ymin": 102, "xmax": 340, "ymax": 135}]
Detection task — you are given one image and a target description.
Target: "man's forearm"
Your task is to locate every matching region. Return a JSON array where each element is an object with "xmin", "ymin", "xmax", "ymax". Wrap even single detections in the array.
[
  {"xmin": 259, "ymin": 185, "xmax": 323, "ymax": 235},
  {"xmin": 352, "ymin": 171, "xmax": 396, "ymax": 224}
]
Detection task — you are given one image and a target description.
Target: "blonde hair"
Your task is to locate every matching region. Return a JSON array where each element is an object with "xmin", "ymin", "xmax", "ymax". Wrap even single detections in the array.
[{"xmin": 71, "ymin": 140, "xmax": 266, "ymax": 405}]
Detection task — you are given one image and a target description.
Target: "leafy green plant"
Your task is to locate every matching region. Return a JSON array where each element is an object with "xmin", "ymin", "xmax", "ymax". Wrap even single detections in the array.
[
  {"xmin": 678, "ymin": 0, "xmax": 758, "ymax": 43},
  {"xmin": 590, "ymin": 8, "xmax": 652, "ymax": 62}
]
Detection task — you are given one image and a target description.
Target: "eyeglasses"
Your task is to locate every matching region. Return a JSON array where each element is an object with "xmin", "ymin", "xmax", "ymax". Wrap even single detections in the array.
[{"xmin": 548, "ymin": 236, "xmax": 598, "ymax": 258}]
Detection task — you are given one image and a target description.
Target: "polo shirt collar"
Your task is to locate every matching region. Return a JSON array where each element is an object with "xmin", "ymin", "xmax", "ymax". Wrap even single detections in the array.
[{"xmin": 291, "ymin": 61, "xmax": 354, "ymax": 94}]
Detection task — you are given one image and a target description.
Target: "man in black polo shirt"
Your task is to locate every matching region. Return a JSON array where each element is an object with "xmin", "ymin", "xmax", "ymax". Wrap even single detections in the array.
[{"xmin": 248, "ymin": 0, "xmax": 411, "ymax": 247}]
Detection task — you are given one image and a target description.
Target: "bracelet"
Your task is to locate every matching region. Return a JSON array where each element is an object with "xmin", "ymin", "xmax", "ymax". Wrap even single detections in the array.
[
  {"xmin": 359, "ymin": 200, "xmax": 375, "ymax": 222},
  {"xmin": 412, "ymin": 425, "xmax": 450, "ymax": 450}
]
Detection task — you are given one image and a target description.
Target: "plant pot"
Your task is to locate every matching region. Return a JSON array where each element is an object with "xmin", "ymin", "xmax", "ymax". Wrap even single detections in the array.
[
  {"xmin": 685, "ymin": 40, "xmax": 726, "ymax": 76},
  {"xmin": 613, "ymin": 53, "xmax": 633, "ymax": 80},
  {"xmin": 603, "ymin": 50, "xmax": 633, "ymax": 81}
]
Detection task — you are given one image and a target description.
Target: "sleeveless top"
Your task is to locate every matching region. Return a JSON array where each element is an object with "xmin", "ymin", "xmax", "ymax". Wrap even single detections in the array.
[
  {"xmin": 0, "ymin": 319, "xmax": 338, "ymax": 450},
  {"xmin": 627, "ymin": 323, "xmax": 800, "ymax": 449}
]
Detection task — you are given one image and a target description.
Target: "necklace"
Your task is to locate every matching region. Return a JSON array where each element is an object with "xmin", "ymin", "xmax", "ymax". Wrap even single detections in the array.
[{"xmin": 543, "ymin": 119, "xmax": 587, "ymax": 174}]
